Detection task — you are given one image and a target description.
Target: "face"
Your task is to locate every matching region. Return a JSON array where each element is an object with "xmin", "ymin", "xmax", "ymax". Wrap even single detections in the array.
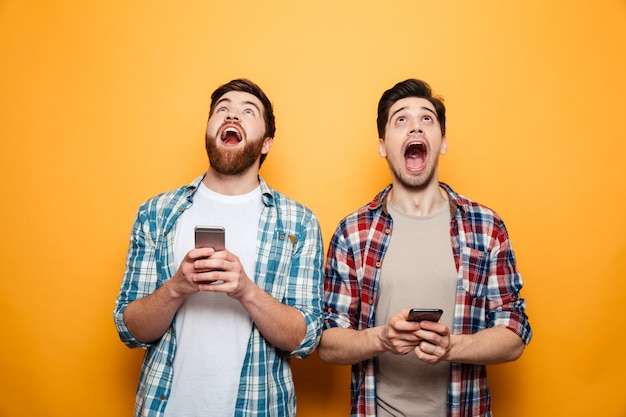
[
  {"xmin": 378, "ymin": 97, "xmax": 447, "ymax": 190},
  {"xmin": 205, "ymin": 91, "xmax": 273, "ymax": 175}
]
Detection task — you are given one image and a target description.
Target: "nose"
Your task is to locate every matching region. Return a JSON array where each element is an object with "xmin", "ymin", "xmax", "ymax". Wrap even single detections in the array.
[
  {"xmin": 225, "ymin": 111, "xmax": 240, "ymax": 122},
  {"xmin": 409, "ymin": 119, "xmax": 423, "ymax": 135}
]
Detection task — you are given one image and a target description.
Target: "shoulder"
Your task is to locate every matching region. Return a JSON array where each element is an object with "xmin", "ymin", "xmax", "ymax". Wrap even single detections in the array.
[
  {"xmin": 335, "ymin": 185, "xmax": 392, "ymax": 235},
  {"xmin": 138, "ymin": 175, "xmax": 203, "ymax": 215},
  {"xmin": 441, "ymin": 182, "xmax": 512, "ymax": 249},
  {"xmin": 441, "ymin": 182, "xmax": 503, "ymax": 223},
  {"xmin": 259, "ymin": 176, "xmax": 318, "ymax": 224}
]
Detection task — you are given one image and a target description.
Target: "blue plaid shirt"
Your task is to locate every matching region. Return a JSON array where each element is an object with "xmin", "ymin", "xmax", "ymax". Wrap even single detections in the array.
[
  {"xmin": 114, "ymin": 175, "xmax": 324, "ymax": 417},
  {"xmin": 323, "ymin": 183, "xmax": 532, "ymax": 417}
]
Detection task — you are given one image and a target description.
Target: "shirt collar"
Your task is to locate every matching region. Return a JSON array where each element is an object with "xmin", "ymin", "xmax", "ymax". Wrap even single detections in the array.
[{"xmin": 185, "ymin": 173, "xmax": 274, "ymax": 207}]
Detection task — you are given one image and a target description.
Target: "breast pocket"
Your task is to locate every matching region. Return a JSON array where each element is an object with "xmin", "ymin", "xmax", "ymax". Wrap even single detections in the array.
[
  {"xmin": 460, "ymin": 247, "xmax": 490, "ymax": 299},
  {"xmin": 256, "ymin": 230, "xmax": 295, "ymax": 299}
]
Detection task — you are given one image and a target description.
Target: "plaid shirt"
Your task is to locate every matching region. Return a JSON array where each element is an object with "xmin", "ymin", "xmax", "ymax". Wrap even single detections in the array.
[
  {"xmin": 114, "ymin": 175, "xmax": 324, "ymax": 417},
  {"xmin": 323, "ymin": 183, "xmax": 532, "ymax": 417}
]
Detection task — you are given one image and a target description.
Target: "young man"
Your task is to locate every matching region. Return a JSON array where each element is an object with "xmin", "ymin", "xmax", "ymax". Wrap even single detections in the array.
[
  {"xmin": 318, "ymin": 79, "xmax": 532, "ymax": 417},
  {"xmin": 114, "ymin": 79, "xmax": 324, "ymax": 417}
]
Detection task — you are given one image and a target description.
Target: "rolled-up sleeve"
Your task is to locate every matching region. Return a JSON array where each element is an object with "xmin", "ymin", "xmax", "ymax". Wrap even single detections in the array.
[
  {"xmin": 286, "ymin": 212, "xmax": 325, "ymax": 359},
  {"xmin": 487, "ymin": 219, "xmax": 532, "ymax": 345},
  {"xmin": 113, "ymin": 205, "xmax": 158, "ymax": 349}
]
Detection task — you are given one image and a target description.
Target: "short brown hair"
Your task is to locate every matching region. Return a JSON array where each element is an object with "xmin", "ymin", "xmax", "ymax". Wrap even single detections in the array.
[{"xmin": 376, "ymin": 79, "xmax": 446, "ymax": 139}]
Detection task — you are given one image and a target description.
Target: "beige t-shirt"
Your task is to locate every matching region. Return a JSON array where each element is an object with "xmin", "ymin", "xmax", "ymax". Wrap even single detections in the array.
[{"xmin": 375, "ymin": 200, "xmax": 457, "ymax": 417}]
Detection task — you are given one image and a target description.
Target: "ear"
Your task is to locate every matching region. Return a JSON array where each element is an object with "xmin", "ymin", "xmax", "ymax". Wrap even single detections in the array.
[
  {"xmin": 262, "ymin": 137, "xmax": 274, "ymax": 154},
  {"xmin": 440, "ymin": 135, "xmax": 448, "ymax": 155},
  {"xmin": 378, "ymin": 138, "xmax": 387, "ymax": 158}
]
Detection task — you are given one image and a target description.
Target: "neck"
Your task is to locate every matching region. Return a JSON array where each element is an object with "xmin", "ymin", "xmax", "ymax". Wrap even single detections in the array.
[
  {"xmin": 388, "ymin": 180, "xmax": 448, "ymax": 217},
  {"xmin": 202, "ymin": 167, "xmax": 260, "ymax": 196}
]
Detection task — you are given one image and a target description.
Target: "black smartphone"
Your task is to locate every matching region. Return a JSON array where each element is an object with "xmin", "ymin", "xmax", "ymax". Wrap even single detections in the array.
[
  {"xmin": 407, "ymin": 308, "xmax": 443, "ymax": 322},
  {"xmin": 194, "ymin": 226, "xmax": 225, "ymax": 250}
]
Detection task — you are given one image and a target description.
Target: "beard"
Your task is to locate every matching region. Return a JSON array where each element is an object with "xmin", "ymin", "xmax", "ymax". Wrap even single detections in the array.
[{"xmin": 205, "ymin": 132, "xmax": 266, "ymax": 176}]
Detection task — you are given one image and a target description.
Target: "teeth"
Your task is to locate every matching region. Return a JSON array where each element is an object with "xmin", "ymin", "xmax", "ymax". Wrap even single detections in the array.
[
  {"xmin": 221, "ymin": 127, "xmax": 242, "ymax": 141},
  {"xmin": 406, "ymin": 142, "xmax": 425, "ymax": 151},
  {"xmin": 405, "ymin": 141, "xmax": 427, "ymax": 158}
]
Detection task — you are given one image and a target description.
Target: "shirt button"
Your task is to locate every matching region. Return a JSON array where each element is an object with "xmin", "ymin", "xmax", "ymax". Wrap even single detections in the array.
[
  {"xmin": 160, "ymin": 395, "xmax": 166, "ymax": 401},
  {"xmin": 375, "ymin": 261, "xmax": 382, "ymax": 268}
]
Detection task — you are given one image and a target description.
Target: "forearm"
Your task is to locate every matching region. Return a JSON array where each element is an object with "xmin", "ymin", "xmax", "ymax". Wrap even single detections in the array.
[
  {"xmin": 239, "ymin": 283, "xmax": 308, "ymax": 352},
  {"xmin": 123, "ymin": 280, "xmax": 186, "ymax": 344},
  {"xmin": 318, "ymin": 326, "xmax": 387, "ymax": 365},
  {"xmin": 446, "ymin": 326, "xmax": 525, "ymax": 365}
]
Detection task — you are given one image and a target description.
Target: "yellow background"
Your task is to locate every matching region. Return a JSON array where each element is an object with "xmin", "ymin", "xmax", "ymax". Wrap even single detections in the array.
[{"xmin": 1, "ymin": 1, "xmax": 625, "ymax": 416}]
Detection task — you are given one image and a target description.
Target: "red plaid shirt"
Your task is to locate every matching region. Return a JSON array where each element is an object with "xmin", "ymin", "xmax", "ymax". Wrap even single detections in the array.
[{"xmin": 323, "ymin": 183, "xmax": 532, "ymax": 417}]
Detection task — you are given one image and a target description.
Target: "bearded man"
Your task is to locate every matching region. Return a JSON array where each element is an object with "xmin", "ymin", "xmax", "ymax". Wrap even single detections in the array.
[{"xmin": 114, "ymin": 79, "xmax": 324, "ymax": 417}]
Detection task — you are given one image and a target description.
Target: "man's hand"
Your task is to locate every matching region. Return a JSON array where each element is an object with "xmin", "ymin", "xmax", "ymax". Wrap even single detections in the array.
[
  {"xmin": 379, "ymin": 309, "xmax": 425, "ymax": 355},
  {"xmin": 189, "ymin": 249, "xmax": 254, "ymax": 300},
  {"xmin": 168, "ymin": 247, "xmax": 223, "ymax": 296},
  {"xmin": 413, "ymin": 320, "xmax": 452, "ymax": 364}
]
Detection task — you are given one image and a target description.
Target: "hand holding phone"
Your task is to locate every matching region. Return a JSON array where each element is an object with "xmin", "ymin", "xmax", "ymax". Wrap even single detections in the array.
[
  {"xmin": 194, "ymin": 226, "xmax": 225, "ymax": 251},
  {"xmin": 406, "ymin": 308, "xmax": 443, "ymax": 322}
]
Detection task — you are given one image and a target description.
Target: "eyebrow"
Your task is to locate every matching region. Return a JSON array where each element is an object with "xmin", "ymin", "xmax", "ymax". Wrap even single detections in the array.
[
  {"xmin": 389, "ymin": 105, "xmax": 437, "ymax": 120},
  {"xmin": 214, "ymin": 97, "xmax": 262, "ymax": 114}
]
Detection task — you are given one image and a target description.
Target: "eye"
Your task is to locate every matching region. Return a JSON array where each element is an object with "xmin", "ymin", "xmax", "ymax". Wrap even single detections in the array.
[
  {"xmin": 243, "ymin": 108, "xmax": 255, "ymax": 116},
  {"xmin": 395, "ymin": 116, "xmax": 406, "ymax": 124},
  {"xmin": 422, "ymin": 115, "xmax": 432, "ymax": 122}
]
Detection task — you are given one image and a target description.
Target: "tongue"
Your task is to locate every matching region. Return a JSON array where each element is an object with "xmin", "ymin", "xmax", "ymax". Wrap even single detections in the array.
[
  {"xmin": 222, "ymin": 132, "xmax": 240, "ymax": 146},
  {"xmin": 405, "ymin": 148, "xmax": 425, "ymax": 169}
]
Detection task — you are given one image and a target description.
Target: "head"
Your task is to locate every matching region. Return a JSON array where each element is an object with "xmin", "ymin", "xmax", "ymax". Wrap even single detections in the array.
[
  {"xmin": 376, "ymin": 79, "xmax": 448, "ymax": 191},
  {"xmin": 208, "ymin": 79, "xmax": 276, "ymax": 169},
  {"xmin": 376, "ymin": 79, "xmax": 446, "ymax": 140}
]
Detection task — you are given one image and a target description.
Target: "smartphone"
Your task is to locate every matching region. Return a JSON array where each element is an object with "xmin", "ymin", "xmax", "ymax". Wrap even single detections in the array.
[
  {"xmin": 194, "ymin": 226, "xmax": 225, "ymax": 250},
  {"xmin": 407, "ymin": 308, "xmax": 443, "ymax": 322}
]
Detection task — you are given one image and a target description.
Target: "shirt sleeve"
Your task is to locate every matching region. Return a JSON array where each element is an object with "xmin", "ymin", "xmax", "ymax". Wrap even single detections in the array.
[
  {"xmin": 284, "ymin": 210, "xmax": 325, "ymax": 359},
  {"xmin": 323, "ymin": 218, "xmax": 362, "ymax": 331},
  {"xmin": 113, "ymin": 204, "xmax": 159, "ymax": 349},
  {"xmin": 486, "ymin": 218, "xmax": 532, "ymax": 345}
]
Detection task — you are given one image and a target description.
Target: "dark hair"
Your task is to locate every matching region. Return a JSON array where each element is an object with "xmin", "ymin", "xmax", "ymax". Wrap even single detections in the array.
[
  {"xmin": 376, "ymin": 79, "xmax": 446, "ymax": 139},
  {"xmin": 210, "ymin": 79, "xmax": 276, "ymax": 166}
]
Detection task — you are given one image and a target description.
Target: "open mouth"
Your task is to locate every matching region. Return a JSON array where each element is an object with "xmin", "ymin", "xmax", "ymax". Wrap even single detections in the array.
[
  {"xmin": 404, "ymin": 140, "xmax": 428, "ymax": 171},
  {"xmin": 220, "ymin": 127, "xmax": 243, "ymax": 146}
]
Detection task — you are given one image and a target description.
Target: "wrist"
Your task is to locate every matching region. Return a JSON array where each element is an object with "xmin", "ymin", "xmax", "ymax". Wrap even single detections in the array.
[
  {"xmin": 445, "ymin": 334, "xmax": 466, "ymax": 362},
  {"xmin": 234, "ymin": 278, "xmax": 258, "ymax": 303},
  {"xmin": 164, "ymin": 272, "xmax": 188, "ymax": 300},
  {"xmin": 373, "ymin": 326, "xmax": 391, "ymax": 354}
]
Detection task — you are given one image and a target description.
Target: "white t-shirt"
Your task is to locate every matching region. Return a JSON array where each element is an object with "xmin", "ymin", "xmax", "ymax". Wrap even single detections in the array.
[{"xmin": 163, "ymin": 183, "xmax": 263, "ymax": 417}]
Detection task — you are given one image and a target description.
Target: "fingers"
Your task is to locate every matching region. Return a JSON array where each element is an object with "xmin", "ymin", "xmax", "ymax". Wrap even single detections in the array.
[
  {"xmin": 382, "ymin": 313, "xmax": 423, "ymax": 355},
  {"xmin": 413, "ymin": 321, "xmax": 451, "ymax": 364},
  {"xmin": 189, "ymin": 250, "xmax": 251, "ymax": 298},
  {"xmin": 171, "ymin": 248, "xmax": 222, "ymax": 291},
  {"xmin": 414, "ymin": 340, "xmax": 448, "ymax": 364}
]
